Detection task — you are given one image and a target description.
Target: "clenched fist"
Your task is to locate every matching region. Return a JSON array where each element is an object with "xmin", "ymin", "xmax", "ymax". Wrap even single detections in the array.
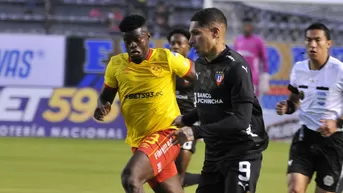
[
  {"xmin": 275, "ymin": 100, "xmax": 288, "ymax": 115},
  {"xmin": 93, "ymin": 101, "xmax": 111, "ymax": 121}
]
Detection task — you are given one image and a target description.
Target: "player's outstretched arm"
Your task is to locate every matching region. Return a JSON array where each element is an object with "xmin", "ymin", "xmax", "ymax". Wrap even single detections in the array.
[{"xmin": 191, "ymin": 63, "xmax": 254, "ymax": 139}]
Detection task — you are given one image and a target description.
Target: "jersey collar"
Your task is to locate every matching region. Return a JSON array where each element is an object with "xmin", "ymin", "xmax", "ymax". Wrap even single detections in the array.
[
  {"xmin": 308, "ymin": 55, "xmax": 330, "ymax": 71},
  {"xmin": 128, "ymin": 49, "xmax": 153, "ymax": 63},
  {"xmin": 206, "ymin": 45, "xmax": 231, "ymax": 64}
]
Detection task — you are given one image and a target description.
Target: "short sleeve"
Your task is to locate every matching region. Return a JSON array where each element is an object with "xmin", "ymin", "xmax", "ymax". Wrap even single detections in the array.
[
  {"xmin": 336, "ymin": 66, "xmax": 343, "ymax": 92},
  {"xmin": 226, "ymin": 63, "xmax": 254, "ymax": 103},
  {"xmin": 287, "ymin": 64, "xmax": 300, "ymax": 94},
  {"xmin": 289, "ymin": 65, "xmax": 297, "ymax": 88},
  {"xmin": 104, "ymin": 57, "xmax": 118, "ymax": 88},
  {"xmin": 167, "ymin": 50, "xmax": 192, "ymax": 78}
]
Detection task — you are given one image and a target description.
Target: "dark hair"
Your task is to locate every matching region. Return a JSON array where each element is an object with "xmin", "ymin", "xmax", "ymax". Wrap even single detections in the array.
[
  {"xmin": 119, "ymin": 14, "xmax": 147, "ymax": 32},
  {"xmin": 191, "ymin": 8, "xmax": 227, "ymax": 29},
  {"xmin": 305, "ymin": 22, "xmax": 331, "ymax": 40},
  {"xmin": 167, "ymin": 28, "xmax": 190, "ymax": 42},
  {"xmin": 242, "ymin": 17, "xmax": 253, "ymax": 23}
]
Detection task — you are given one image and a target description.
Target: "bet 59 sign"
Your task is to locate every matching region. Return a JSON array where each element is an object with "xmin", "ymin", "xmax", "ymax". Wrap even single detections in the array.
[{"xmin": 0, "ymin": 87, "xmax": 125, "ymax": 139}]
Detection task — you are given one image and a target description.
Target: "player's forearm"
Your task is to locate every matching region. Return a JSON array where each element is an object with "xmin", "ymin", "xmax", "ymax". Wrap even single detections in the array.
[
  {"xmin": 182, "ymin": 108, "xmax": 199, "ymax": 126},
  {"xmin": 286, "ymin": 85, "xmax": 300, "ymax": 114},
  {"xmin": 99, "ymin": 85, "xmax": 117, "ymax": 105},
  {"xmin": 191, "ymin": 103, "xmax": 252, "ymax": 139}
]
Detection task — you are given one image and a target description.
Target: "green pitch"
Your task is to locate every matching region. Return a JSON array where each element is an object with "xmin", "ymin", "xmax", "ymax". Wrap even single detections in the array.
[{"xmin": 0, "ymin": 138, "xmax": 315, "ymax": 193}]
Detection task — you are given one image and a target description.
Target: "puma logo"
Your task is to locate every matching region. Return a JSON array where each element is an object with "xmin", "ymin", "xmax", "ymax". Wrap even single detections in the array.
[
  {"xmin": 238, "ymin": 181, "xmax": 249, "ymax": 191},
  {"xmin": 242, "ymin": 66, "xmax": 248, "ymax": 73}
]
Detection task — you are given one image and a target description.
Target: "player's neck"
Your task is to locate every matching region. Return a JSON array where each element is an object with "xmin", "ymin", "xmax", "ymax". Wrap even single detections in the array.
[
  {"xmin": 205, "ymin": 43, "xmax": 226, "ymax": 62},
  {"xmin": 309, "ymin": 55, "xmax": 330, "ymax": 70}
]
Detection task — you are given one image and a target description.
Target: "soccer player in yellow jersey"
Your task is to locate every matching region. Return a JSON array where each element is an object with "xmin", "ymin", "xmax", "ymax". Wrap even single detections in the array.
[{"xmin": 93, "ymin": 15, "xmax": 195, "ymax": 193}]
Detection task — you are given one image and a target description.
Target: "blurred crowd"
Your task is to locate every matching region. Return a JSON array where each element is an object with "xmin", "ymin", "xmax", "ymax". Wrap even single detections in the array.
[{"xmin": 14, "ymin": 0, "xmax": 202, "ymax": 38}]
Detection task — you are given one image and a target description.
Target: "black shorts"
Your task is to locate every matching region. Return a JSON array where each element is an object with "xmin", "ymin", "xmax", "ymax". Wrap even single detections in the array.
[
  {"xmin": 196, "ymin": 154, "xmax": 262, "ymax": 193},
  {"xmin": 288, "ymin": 126, "xmax": 343, "ymax": 192}
]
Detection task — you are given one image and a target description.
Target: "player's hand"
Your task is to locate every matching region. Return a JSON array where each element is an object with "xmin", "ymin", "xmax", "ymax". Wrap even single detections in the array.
[
  {"xmin": 318, "ymin": 119, "xmax": 338, "ymax": 137},
  {"xmin": 169, "ymin": 126, "xmax": 194, "ymax": 145},
  {"xmin": 172, "ymin": 115, "xmax": 185, "ymax": 128},
  {"xmin": 275, "ymin": 100, "xmax": 287, "ymax": 115},
  {"xmin": 93, "ymin": 102, "xmax": 111, "ymax": 121}
]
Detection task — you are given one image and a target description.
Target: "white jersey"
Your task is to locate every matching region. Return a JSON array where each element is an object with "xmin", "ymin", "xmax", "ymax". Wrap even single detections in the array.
[{"xmin": 289, "ymin": 56, "xmax": 343, "ymax": 131}]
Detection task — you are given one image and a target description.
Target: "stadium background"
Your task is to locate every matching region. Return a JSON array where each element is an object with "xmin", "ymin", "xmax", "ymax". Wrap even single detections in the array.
[{"xmin": 1, "ymin": 0, "xmax": 342, "ymax": 192}]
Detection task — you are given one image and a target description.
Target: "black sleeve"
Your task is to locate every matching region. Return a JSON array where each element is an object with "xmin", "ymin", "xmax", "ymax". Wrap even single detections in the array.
[
  {"xmin": 182, "ymin": 107, "xmax": 199, "ymax": 126},
  {"xmin": 191, "ymin": 62, "xmax": 254, "ymax": 139},
  {"xmin": 288, "ymin": 84, "xmax": 299, "ymax": 94}
]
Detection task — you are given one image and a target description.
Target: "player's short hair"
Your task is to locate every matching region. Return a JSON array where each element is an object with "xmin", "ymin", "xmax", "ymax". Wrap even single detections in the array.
[
  {"xmin": 242, "ymin": 17, "xmax": 253, "ymax": 23},
  {"xmin": 167, "ymin": 28, "xmax": 191, "ymax": 42},
  {"xmin": 191, "ymin": 8, "xmax": 227, "ymax": 29},
  {"xmin": 119, "ymin": 14, "xmax": 147, "ymax": 33},
  {"xmin": 305, "ymin": 22, "xmax": 331, "ymax": 40}
]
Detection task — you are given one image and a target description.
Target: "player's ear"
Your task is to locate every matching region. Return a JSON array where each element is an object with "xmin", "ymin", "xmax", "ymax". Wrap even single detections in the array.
[
  {"xmin": 327, "ymin": 40, "xmax": 332, "ymax": 49},
  {"xmin": 210, "ymin": 27, "xmax": 220, "ymax": 39},
  {"xmin": 147, "ymin": 32, "xmax": 151, "ymax": 40}
]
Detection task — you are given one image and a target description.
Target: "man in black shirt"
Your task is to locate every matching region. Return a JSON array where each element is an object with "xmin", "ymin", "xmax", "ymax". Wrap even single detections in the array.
[
  {"xmin": 170, "ymin": 8, "xmax": 269, "ymax": 193},
  {"xmin": 167, "ymin": 28, "xmax": 201, "ymax": 188}
]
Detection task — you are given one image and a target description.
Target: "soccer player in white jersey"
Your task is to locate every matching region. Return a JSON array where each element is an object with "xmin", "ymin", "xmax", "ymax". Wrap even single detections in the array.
[{"xmin": 276, "ymin": 22, "xmax": 343, "ymax": 193}]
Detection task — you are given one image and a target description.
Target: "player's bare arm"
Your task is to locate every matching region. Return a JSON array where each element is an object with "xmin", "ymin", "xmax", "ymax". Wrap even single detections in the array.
[{"xmin": 93, "ymin": 85, "xmax": 117, "ymax": 121}]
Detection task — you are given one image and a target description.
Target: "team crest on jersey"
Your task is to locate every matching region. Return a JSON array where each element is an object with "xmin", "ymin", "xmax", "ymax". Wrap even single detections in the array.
[
  {"xmin": 123, "ymin": 67, "xmax": 131, "ymax": 74},
  {"xmin": 299, "ymin": 90, "xmax": 305, "ymax": 100},
  {"xmin": 150, "ymin": 64, "xmax": 162, "ymax": 76},
  {"xmin": 215, "ymin": 71, "xmax": 224, "ymax": 86}
]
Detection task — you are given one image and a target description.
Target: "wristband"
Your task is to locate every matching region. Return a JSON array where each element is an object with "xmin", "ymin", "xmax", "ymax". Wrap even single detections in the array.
[{"xmin": 285, "ymin": 100, "xmax": 296, "ymax": 114}]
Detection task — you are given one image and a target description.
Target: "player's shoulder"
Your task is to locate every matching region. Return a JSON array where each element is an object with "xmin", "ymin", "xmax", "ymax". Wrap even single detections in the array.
[
  {"xmin": 109, "ymin": 53, "xmax": 129, "ymax": 67},
  {"xmin": 149, "ymin": 48, "xmax": 173, "ymax": 63},
  {"xmin": 152, "ymin": 48, "xmax": 175, "ymax": 59},
  {"xmin": 327, "ymin": 56, "xmax": 343, "ymax": 70},
  {"xmin": 292, "ymin": 59, "xmax": 309, "ymax": 71}
]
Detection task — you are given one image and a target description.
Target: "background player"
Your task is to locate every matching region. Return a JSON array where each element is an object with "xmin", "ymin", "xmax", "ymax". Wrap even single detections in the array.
[
  {"xmin": 93, "ymin": 14, "xmax": 195, "ymax": 193},
  {"xmin": 234, "ymin": 17, "xmax": 269, "ymax": 98},
  {"xmin": 276, "ymin": 22, "xmax": 343, "ymax": 193},
  {"xmin": 167, "ymin": 28, "xmax": 201, "ymax": 188},
  {"xmin": 171, "ymin": 8, "xmax": 269, "ymax": 193}
]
